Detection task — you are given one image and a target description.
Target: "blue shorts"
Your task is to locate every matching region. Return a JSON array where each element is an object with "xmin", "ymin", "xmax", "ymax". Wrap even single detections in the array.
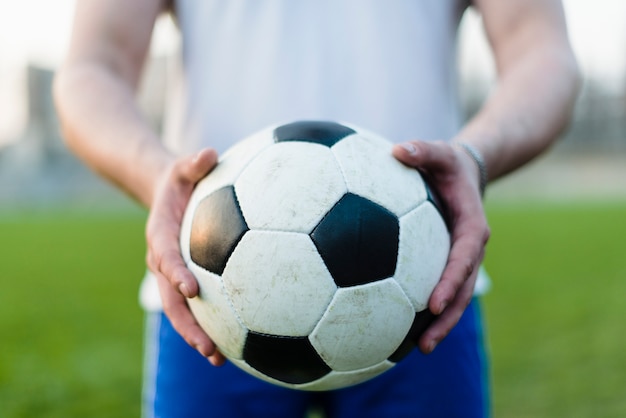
[{"xmin": 142, "ymin": 298, "xmax": 490, "ymax": 418}]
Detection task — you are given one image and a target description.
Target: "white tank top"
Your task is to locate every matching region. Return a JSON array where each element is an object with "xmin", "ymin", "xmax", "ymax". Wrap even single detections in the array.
[
  {"xmin": 164, "ymin": 0, "xmax": 469, "ymax": 155},
  {"xmin": 142, "ymin": 0, "xmax": 491, "ymax": 312}
]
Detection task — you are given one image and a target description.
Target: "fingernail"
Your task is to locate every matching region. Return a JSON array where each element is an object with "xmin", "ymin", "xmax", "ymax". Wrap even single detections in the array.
[
  {"xmin": 196, "ymin": 344, "xmax": 212, "ymax": 359},
  {"xmin": 179, "ymin": 282, "xmax": 191, "ymax": 298},
  {"xmin": 427, "ymin": 340, "xmax": 438, "ymax": 353},
  {"xmin": 400, "ymin": 142, "xmax": 418, "ymax": 155},
  {"xmin": 438, "ymin": 300, "xmax": 449, "ymax": 314}
]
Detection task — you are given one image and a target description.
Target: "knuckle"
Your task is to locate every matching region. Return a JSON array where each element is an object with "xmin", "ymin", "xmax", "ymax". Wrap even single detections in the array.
[
  {"xmin": 440, "ymin": 256, "xmax": 472, "ymax": 290},
  {"xmin": 153, "ymin": 251, "xmax": 166, "ymax": 275},
  {"xmin": 160, "ymin": 250, "xmax": 183, "ymax": 282},
  {"xmin": 483, "ymin": 225, "xmax": 492, "ymax": 244},
  {"xmin": 452, "ymin": 257, "xmax": 474, "ymax": 281},
  {"xmin": 146, "ymin": 251, "xmax": 155, "ymax": 271}
]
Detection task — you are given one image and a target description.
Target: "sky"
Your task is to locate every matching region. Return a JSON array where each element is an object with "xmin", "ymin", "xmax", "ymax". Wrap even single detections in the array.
[{"xmin": 0, "ymin": 0, "xmax": 625, "ymax": 144}]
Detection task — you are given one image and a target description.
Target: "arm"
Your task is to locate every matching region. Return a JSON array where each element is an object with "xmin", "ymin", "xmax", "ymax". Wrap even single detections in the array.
[
  {"xmin": 54, "ymin": 0, "xmax": 224, "ymax": 364},
  {"xmin": 459, "ymin": 0, "xmax": 581, "ymax": 180},
  {"xmin": 393, "ymin": 0, "xmax": 580, "ymax": 353},
  {"xmin": 54, "ymin": 0, "xmax": 169, "ymax": 206}
]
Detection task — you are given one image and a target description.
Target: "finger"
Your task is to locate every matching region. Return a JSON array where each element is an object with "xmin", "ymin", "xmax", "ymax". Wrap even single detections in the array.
[
  {"xmin": 208, "ymin": 351, "xmax": 227, "ymax": 367},
  {"xmin": 178, "ymin": 148, "xmax": 218, "ymax": 184},
  {"xmin": 148, "ymin": 245, "xmax": 199, "ymax": 298},
  {"xmin": 146, "ymin": 188, "xmax": 201, "ymax": 298},
  {"xmin": 146, "ymin": 212, "xmax": 199, "ymax": 298},
  {"xmin": 156, "ymin": 272, "xmax": 218, "ymax": 359},
  {"xmin": 418, "ymin": 266, "xmax": 478, "ymax": 354},
  {"xmin": 392, "ymin": 141, "xmax": 457, "ymax": 174},
  {"xmin": 430, "ymin": 223, "xmax": 488, "ymax": 315}
]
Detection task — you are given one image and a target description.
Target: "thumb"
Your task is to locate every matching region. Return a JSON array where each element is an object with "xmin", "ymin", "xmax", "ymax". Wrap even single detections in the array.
[
  {"xmin": 392, "ymin": 141, "xmax": 456, "ymax": 174},
  {"xmin": 180, "ymin": 148, "xmax": 218, "ymax": 183}
]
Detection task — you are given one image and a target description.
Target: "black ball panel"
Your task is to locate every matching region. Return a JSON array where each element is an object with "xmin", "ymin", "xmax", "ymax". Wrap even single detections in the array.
[
  {"xmin": 190, "ymin": 186, "xmax": 249, "ymax": 275},
  {"xmin": 310, "ymin": 193, "xmax": 399, "ymax": 287},
  {"xmin": 243, "ymin": 332, "xmax": 331, "ymax": 384},
  {"xmin": 273, "ymin": 121, "xmax": 356, "ymax": 148},
  {"xmin": 387, "ymin": 309, "xmax": 437, "ymax": 363}
]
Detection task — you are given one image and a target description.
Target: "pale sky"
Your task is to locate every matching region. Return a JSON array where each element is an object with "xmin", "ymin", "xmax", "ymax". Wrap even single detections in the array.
[{"xmin": 0, "ymin": 0, "xmax": 625, "ymax": 144}]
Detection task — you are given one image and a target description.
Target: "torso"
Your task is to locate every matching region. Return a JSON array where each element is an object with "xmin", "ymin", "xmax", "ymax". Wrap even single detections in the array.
[{"xmin": 165, "ymin": 0, "xmax": 469, "ymax": 154}]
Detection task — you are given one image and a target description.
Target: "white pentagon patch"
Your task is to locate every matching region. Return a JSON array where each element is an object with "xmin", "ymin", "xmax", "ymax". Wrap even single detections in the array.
[
  {"xmin": 296, "ymin": 360, "xmax": 395, "ymax": 391},
  {"xmin": 181, "ymin": 132, "xmax": 272, "ymax": 263},
  {"xmin": 222, "ymin": 231, "xmax": 337, "ymax": 336},
  {"xmin": 395, "ymin": 201, "xmax": 450, "ymax": 311},
  {"xmin": 190, "ymin": 129, "xmax": 272, "ymax": 211},
  {"xmin": 331, "ymin": 133, "xmax": 427, "ymax": 217},
  {"xmin": 180, "ymin": 199, "xmax": 195, "ymax": 264},
  {"xmin": 187, "ymin": 263, "xmax": 247, "ymax": 360},
  {"xmin": 235, "ymin": 142, "xmax": 347, "ymax": 233},
  {"xmin": 310, "ymin": 278, "xmax": 414, "ymax": 371},
  {"xmin": 229, "ymin": 358, "xmax": 296, "ymax": 389},
  {"xmin": 189, "ymin": 135, "xmax": 273, "ymax": 206}
]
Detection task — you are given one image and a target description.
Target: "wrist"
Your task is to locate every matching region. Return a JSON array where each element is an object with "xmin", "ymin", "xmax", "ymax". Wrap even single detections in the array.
[{"xmin": 453, "ymin": 142, "xmax": 488, "ymax": 197}]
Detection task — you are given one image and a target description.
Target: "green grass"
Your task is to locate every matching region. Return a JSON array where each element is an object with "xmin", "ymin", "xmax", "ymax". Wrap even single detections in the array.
[
  {"xmin": 0, "ymin": 212, "xmax": 147, "ymax": 418},
  {"xmin": 0, "ymin": 203, "xmax": 625, "ymax": 417},
  {"xmin": 483, "ymin": 202, "xmax": 626, "ymax": 418}
]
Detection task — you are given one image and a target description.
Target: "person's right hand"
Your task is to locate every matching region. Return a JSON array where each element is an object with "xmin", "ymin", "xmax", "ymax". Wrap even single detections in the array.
[{"xmin": 145, "ymin": 148, "xmax": 227, "ymax": 366}]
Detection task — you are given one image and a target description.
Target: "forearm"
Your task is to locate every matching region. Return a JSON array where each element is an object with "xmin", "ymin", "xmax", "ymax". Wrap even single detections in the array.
[
  {"xmin": 457, "ymin": 43, "xmax": 580, "ymax": 183},
  {"xmin": 54, "ymin": 62, "xmax": 173, "ymax": 207}
]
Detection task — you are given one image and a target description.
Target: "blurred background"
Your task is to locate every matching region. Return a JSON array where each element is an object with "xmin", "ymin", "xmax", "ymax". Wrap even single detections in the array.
[{"xmin": 1, "ymin": 1, "xmax": 625, "ymax": 417}]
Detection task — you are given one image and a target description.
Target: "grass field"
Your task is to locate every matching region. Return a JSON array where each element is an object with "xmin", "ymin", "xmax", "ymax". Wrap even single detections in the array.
[
  {"xmin": 1, "ymin": 202, "xmax": 625, "ymax": 417},
  {"xmin": 0, "ymin": 212, "xmax": 147, "ymax": 418},
  {"xmin": 483, "ymin": 202, "xmax": 626, "ymax": 418}
]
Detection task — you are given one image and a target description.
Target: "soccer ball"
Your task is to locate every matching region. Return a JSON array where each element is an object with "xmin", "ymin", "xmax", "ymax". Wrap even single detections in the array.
[{"xmin": 180, "ymin": 121, "xmax": 450, "ymax": 391}]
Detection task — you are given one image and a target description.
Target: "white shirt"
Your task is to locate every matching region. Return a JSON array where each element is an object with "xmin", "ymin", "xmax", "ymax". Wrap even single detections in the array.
[{"xmin": 164, "ymin": 0, "xmax": 469, "ymax": 155}]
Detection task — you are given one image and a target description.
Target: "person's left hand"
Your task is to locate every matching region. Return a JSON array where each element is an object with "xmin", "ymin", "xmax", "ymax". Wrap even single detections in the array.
[{"xmin": 392, "ymin": 140, "xmax": 490, "ymax": 354}]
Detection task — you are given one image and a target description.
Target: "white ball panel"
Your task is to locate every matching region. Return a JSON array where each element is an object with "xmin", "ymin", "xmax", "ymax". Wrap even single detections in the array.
[
  {"xmin": 181, "ymin": 128, "xmax": 274, "ymax": 263},
  {"xmin": 235, "ymin": 142, "xmax": 347, "ymax": 233},
  {"xmin": 230, "ymin": 358, "xmax": 395, "ymax": 392},
  {"xmin": 229, "ymin": 358, "xmax": 297, "ymax": 389},
  {"xmin": 187, "ymin": 263, "xmax": 247, "ymax": 360},
  {"xmin": 296, "ymin": 361, "xmax": 394, "ymax": 391},
  {"xmin": 310, "ymin": 279, "xmax": 414, "ymax": 371},
  {"xmin": 180, "ymin": 200, "xmax": 195, "ymax": 264},
  {"xmin": 332, "ymin": 133, "xmax": 427, "ymax": 217},
  {"xmin": 186, "ymin": 127, "xmax": 275, "ymax": 218},
  {"xmin": 223, "ymin": 231, "xmax": 337, "ymax": 336},
  {"xmin": 340, "ymin": 122, "xmax": 392, "ymax": 146},
  {"xmin": 395, "ymin": 202, "xmax": 450, "ymax": 311}
]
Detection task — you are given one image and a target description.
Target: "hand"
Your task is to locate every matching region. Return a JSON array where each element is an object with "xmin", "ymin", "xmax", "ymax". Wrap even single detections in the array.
[
  {"xmin": 392, "ymin": 140, "xmax": 490, "ymax": 354},
  {"xmin": 145, "ymin": 148, "xmax": 227, "ymax": 366}
]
